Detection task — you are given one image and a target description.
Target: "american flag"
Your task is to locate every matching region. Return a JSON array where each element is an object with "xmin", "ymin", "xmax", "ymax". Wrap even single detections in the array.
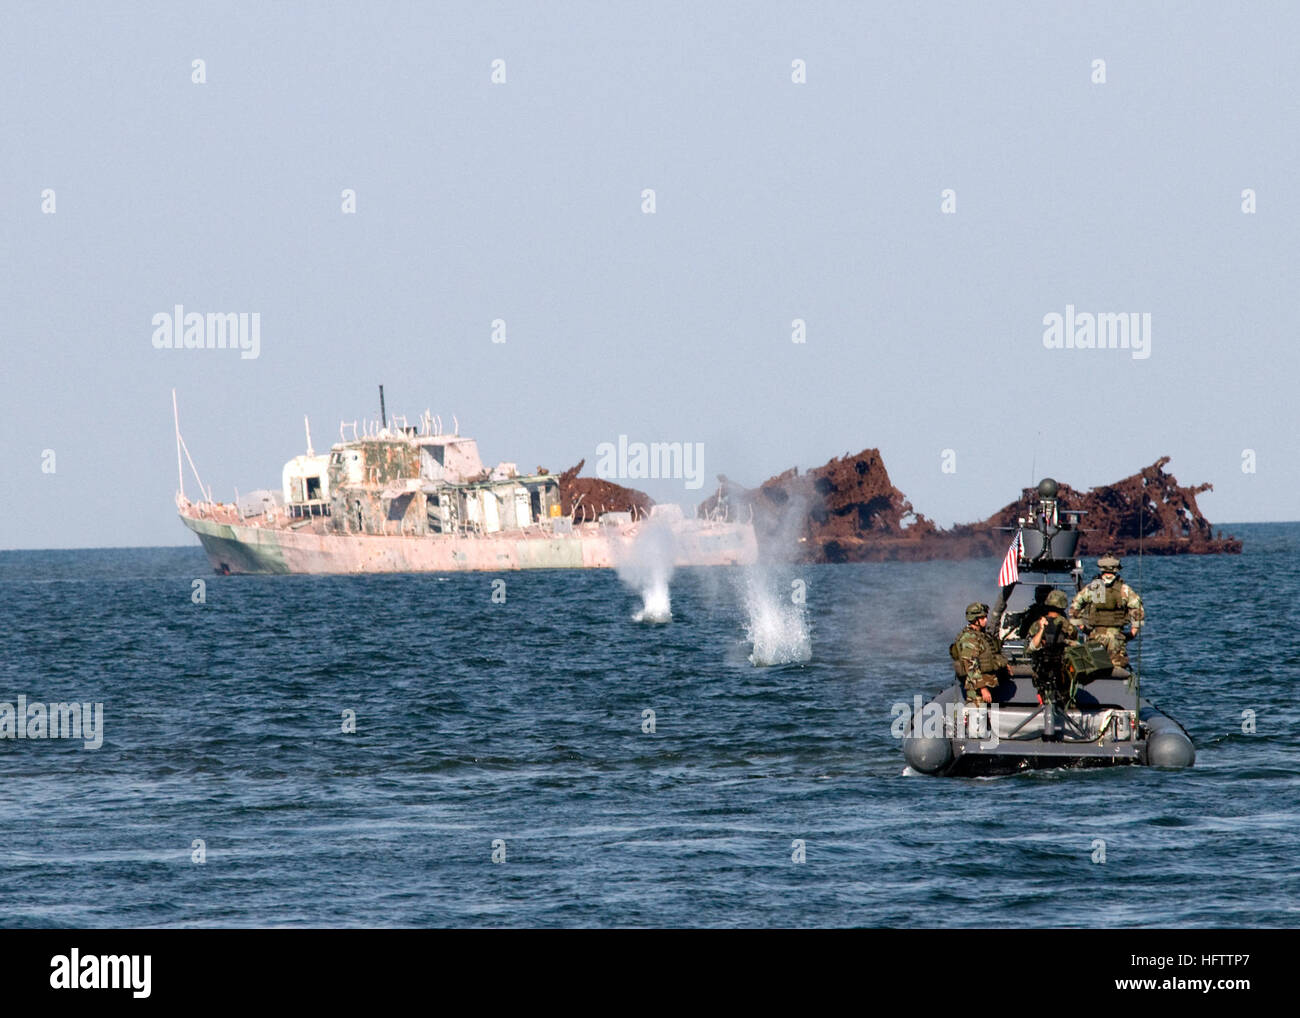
[{"xmin": 998, "ymin": 533, "xmax": 1021, "ymax": 587}]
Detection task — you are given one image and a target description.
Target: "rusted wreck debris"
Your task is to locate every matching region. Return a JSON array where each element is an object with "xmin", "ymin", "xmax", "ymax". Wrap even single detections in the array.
[
  {"xmin": 555, "ymin": 460, "xmax": 655, "ymax": 524},
  {"xmin": 698, "ymin": 452, "xmax": 1241, "ymax": 563}
]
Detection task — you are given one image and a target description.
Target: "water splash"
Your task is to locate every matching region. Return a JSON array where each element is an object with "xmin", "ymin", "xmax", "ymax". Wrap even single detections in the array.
[
  {"xmin": 632, "ymin": 575, "xmax": 673, "ymax": 624},
  {"xmin": 742, "ymin": 570, "xmax": 811, "ymax": 666},
  {"xmin": 615, "ymin": 517, "xmax": 676, "ymax": 624}
]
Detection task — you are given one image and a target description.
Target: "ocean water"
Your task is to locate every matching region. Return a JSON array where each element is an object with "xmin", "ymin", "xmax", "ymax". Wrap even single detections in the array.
[{"xmin": 0, "ymin": 523, "xmax": 1296, "ymax": 928}]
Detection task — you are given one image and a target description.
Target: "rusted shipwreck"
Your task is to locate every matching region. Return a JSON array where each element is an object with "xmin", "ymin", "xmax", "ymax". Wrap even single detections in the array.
[
  {"xmin": 701, "ymin": 452, "xmax": 1241, "ymax": 563},
  {"xmin": 173, "ymin": 392, "xmax": 756, "ymax": 575}
]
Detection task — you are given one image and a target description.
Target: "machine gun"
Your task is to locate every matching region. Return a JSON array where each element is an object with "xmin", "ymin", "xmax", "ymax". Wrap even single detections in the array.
[{"xmin": 1029, "ymin": 616, "xmax": 1074, "ymax": 705}]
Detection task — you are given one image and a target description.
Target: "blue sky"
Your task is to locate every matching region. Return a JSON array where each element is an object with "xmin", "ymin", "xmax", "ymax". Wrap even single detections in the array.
[{"xmin": 3, "ymin": 2, "xmax": 1296, "ymax": 548}]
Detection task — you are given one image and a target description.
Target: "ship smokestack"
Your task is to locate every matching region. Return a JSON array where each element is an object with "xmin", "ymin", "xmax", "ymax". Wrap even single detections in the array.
[{"xmin": 379, "ymin": 385, "xmax": 387, "ymax": 430}]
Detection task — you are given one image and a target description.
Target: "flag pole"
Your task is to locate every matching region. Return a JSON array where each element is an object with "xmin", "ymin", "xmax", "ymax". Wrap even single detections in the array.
[
  {"xmin": 172, "ymin": 388, "xmax": 184, "ymax": 498},
  {"xmin": 1136, "ymin": 484, "xmax": 1143, "ymax": 733}
]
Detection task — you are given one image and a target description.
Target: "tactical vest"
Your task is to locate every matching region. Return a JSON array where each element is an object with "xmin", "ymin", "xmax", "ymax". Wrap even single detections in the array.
[
  {"xmin": 949, "ymin": 639, "xmax": 964, "ymax": 678},
  {"xmin": 1081, "ymin": 578, "xmax": 1129, "ymax": 628},
  {"xmin": 949, "ymin": 628, "xmax": 1008, "ymax": 676}
]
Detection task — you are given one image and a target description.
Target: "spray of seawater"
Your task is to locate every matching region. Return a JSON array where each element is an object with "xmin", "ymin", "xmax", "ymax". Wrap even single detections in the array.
[
  {"xmin": 614, "ymin": 516, "xmax": 676, "ymax": 624},
  {"xmin": 741, "ymin": 568, "xmax": 811, "ymax": 665}
]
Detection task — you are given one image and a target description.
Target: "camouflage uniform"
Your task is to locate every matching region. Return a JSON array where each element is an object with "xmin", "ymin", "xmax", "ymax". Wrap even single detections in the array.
[
  {"xmin": 1016, "ymin": 585, "xmax": 1056, "ymax": 639},
  {"xmin": 1026, "ymin": 613, "xmax": 1081, "ymax": 648},
  {"xmin": 1027, "ymin": 609, "xmax": 1082, "ymax": 703},
  {"xmin": 1069, "ymin": 559, "xmax": 1143, "ymax": 668},
  {"xmin": 951, "ymin": 603, "xmax": 1009, "ymax": 703}
]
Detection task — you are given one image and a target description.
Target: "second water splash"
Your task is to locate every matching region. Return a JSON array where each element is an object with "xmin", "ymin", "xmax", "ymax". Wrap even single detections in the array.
[{"xmin": 741, "ymin": 570, "xmax": 811, "ymax": 666}]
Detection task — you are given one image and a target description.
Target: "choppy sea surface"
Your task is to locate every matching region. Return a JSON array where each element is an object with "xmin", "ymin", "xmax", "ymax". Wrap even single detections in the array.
[{"xmin": 1, "ymin": 523, "xmax": 1296, "ymax": 928}]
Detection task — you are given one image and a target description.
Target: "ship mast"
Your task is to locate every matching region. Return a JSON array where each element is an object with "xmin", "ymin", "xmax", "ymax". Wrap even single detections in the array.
[{"xmin": 171, "ymin": 390, "xmax": 211, "ymax": 503}]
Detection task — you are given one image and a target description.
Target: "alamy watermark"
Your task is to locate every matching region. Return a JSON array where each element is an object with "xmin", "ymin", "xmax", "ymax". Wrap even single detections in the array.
[
  {"xmin": 595, "ymin": 435, "xmax": 705, "ymax": 490},
  {"xmin": 891, "ymin": 696, "xmax": 1000, "ymax": 743},
  {"xmin": 50, "ymin": 950, "xmax": 150, "ymax": 998},
  {"xmin": 0, "ymin": 695, "xmax": 103, "ymax": 749},
  {"xmin": 151, "ymin": 305, "xmax": 260, "ymax": 360},
  {"xmin": 1042, "ymin": 304, "xmax": 1151, "ymax": 360}
]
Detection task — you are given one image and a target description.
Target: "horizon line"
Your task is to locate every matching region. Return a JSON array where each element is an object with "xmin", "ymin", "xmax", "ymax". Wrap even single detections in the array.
[{"xmin": 1, "ymin": 520, "xmax": 1290, "ymax": 555}]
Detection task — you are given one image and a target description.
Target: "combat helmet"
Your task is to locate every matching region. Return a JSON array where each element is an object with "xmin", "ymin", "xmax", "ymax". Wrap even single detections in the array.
[
  {"xmin": 1097, "ymin": 554, "xmax": 1121, "ymax": 573},
  {"xmin": 1045, "ymin": 590, "xmax": 1069, "ymax": 612},
  {"xmin": 965, "ymin": 602, "xmax": 990, "ymax": 621}
]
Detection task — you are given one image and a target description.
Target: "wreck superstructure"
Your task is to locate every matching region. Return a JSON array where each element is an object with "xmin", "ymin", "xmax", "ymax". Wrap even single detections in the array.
[{"xmin": 174, "ymin": 396, "xmax": 757, "ymax": 574}]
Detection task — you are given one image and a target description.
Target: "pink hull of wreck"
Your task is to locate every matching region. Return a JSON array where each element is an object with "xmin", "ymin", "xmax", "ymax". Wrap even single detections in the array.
[{"xmin": 179, "ymin": 504, "xmax": 757, "ymax": 575}]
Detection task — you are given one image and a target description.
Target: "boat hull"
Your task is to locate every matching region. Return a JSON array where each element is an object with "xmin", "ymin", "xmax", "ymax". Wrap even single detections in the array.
[
  {"xmin": 901, "ymin": 677, "xmax": 1194, "ymax": 776},
  {"xmin": 179, "ymin": 510, "xmax": 758, "ymax": 574}
]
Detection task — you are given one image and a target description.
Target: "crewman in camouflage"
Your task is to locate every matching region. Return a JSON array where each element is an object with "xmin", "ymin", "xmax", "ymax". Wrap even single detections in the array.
[
  {"xmin": 1026, "ymin": 590, "xmax": 1080, "ymax": 651},
  {"xmin": 1016, "ymin": 584, "xmax": 1057, "ymax": 638},
  {"xmin": 951, "ymin": 602, "xmax": 1010, "ymax": 704},
  {"xmin": 1068, "ymin": 554, "xmax": 1144, "ymax": 668},
  {"xmin": 1027, "ymin": 590, "xmax": 1083, "ymax": 703}
]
